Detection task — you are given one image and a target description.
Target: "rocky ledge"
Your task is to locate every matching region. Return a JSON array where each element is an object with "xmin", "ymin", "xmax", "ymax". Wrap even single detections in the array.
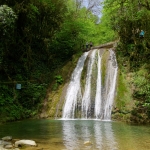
[{"xmin": 0, "ymin": 136, "xmax": 37, "ymax": 150}]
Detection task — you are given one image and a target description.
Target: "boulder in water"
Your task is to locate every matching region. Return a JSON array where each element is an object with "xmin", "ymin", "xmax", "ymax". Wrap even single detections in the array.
[
  {"xmin": 0, "ymin": 140, "xmax": 13, "ymax": 150},
  {"xmin": 15, "ymin": 140, "xmax": 37, "ymax": 147},
  {"xmin": 4, "ymin": 144, "xmax": 13, "ymax": 149}
]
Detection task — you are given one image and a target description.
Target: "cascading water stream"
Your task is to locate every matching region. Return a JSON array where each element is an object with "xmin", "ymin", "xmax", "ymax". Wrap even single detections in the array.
[
  {"xmin": 103, "ymin": 50, "xmax": 118, "ymax": 120},
  {"xmin": 94, "ymin": 50, "xmax": 102, "ymax": 119},
  {"xmin": 81, "ymin": 50, "xmax": 96, "ymax": 118},
  {"xmin": 62, "ymin": 52, "xmax": 89, "ymax": 118},
  {"xmin": 61, "ymin": 49, "xmax": 118, "ymax": 120}
]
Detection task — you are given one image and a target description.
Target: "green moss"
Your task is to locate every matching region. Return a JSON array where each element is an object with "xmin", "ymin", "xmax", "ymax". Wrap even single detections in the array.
[
  {"xmin": 115, "ymin": 70, "xmax": 133, "ymax": 111},
  {"xmin": 90, "ymin": 56, "xmax": 97, "ymax": 100},
  {"xmin": 81, "ymin": 58, "xmax": 88, "ymax": 94},
  {"xmin": 101, "ymin": 49, "xmax": 109, "ymax": 86}
]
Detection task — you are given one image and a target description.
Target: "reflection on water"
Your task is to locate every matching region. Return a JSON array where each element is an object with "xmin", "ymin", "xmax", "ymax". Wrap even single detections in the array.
[
  {"xmin": 63, "ymin": 121, "xmax": 79, "ymax": 149},
  {"xmin": 94, "ymin": 121, "xmax": 117, "ymax": 150},
  {"xmin": 62, "ymin": 120, "xmax": 118, "ymax": 150},
  {"xmin": 94, "ymin": 121, "xmax": 102, "ymax": 149}
]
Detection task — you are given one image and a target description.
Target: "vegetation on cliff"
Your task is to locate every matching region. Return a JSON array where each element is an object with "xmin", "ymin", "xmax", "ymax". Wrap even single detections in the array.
[{"xmin": 104, "ymin": 0, "xmax": 150, "ymax": 123}]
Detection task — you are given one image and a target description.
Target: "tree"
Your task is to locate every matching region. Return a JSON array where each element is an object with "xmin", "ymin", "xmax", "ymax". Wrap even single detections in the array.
[{"xmin": 0, "ymin": 0, "xmax": 68, "ymax": 122}]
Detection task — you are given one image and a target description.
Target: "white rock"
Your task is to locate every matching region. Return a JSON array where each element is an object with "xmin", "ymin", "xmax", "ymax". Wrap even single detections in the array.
[
  {"xmin": 4, "ymin": 144, "xmax": 13, "ymax": 149},
  {"xmin": 15, "ymin": 140, "xmax": 37, "ymax": 147}
]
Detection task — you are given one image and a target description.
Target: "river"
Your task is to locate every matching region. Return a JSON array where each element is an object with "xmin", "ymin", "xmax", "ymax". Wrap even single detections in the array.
[{"xmin": 0, "ymin": 119, "xmax": 150, "ymax": 150}]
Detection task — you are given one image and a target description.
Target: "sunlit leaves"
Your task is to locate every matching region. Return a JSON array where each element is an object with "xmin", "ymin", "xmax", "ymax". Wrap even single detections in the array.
[{"xmin": 0, "ymin": 5, "xmax": 17, "ymax": 35}]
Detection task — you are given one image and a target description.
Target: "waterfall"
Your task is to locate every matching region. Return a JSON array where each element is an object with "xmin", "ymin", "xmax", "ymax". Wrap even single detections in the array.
[{"xmin": 61, "ymin": 49, "xmax": 118, "ymax": 120}]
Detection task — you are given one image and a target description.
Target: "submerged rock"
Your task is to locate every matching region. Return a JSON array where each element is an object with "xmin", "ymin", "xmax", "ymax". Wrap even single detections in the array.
[{"xmin": 84, "ymin": 141, "xmax": 92, "ymax": 146}]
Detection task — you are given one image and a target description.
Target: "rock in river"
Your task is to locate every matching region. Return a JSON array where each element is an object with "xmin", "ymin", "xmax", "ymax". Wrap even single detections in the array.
[{"xmin": 15, "ymin": 140, "xmax": 37, "ymax": 147}]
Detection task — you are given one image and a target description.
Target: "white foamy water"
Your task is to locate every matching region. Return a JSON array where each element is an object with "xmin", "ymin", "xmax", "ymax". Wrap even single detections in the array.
[
  {"xmin": 81, "ymin": 50, "xmax": 97, "ymax": 118},
  {"xmin": 94, "ymin": 50, "xmax": 102, "ymax": 119}
]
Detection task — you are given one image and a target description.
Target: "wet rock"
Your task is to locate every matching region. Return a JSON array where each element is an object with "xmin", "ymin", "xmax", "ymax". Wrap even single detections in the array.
[
  {"xmin": 1, "ymin": 136, "xmax": 12, "ymax": 141},
  {"xmin": 0, "ymin": 136, "xmax": 35, "ymax": 149},
  {"xmin": 0, "ymin": 140, "xmax": 13, "ymax": 150},
  {"xmin": 15, "ymin": 140, "xmax": 37, "ymax": 147},
  {"xmin": 4, "ymin": 144, "xmax": 13, "ymax": 149},
  {"xmin": 0, "ymin": 140, "xmax": 12, "ymax": 146}
]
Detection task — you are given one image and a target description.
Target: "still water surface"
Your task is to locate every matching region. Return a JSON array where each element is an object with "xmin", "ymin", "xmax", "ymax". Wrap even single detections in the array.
[{"xmin": 0, "ymin": 119, "xmax": 150, "ymax": 150}]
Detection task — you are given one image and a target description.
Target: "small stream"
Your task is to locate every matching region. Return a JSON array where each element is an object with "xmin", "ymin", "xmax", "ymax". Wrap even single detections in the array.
[{"xmin": 0, "ymin": 119, "xmax": 150, "ymax": 150}]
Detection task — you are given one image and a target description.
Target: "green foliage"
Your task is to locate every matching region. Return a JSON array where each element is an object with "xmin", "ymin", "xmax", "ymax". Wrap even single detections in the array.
[
  {"xmin": 103, "ymin": 0, "xmax": 150, "ymax": 46},
  {"xmin": 0, "ymin": 0, "xmax": 67, "ymax": 121},
  {"xmin": 0, "ymin": 5, "xmax": 17, "ymax": 66},
  {"xmin": 0, "ymin": 82, "xmax": 47, "ymax": 122},
  {"xmin": 53, "ymin": 75, "xmax": 63, "ymax": 90},
  {"xmin": 0, "ymin": 84, "xmax": 22, "ymax": 122},
  {"xmin": 55, "ymin": 75, "xmax": 63, "ymax": 85},
  {"xmin": 0, "ymin": 0, "xmax": 117, "ymax": 122},
  {"xmin": 104, "ymin": 0, "xmax": 150, "ymax": 122},
  {"xmin": 96, "ymin": 8, "xmax": 116, "ymax": 44},
  {"xmin": 133, "ymin": 67, "xmax": 150, "ymax": 104},
  {"xmin": 18, "ymin": 83, "xmax": 47, "ymax": 108},
  {"xmin": 115, "ymin": 71, "xmax": 133, "ymax": 111}
]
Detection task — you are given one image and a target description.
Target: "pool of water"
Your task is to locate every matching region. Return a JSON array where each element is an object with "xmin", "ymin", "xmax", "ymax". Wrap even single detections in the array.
[{"xmin": 0, "ymin": 119, "xmax": 150, "ymax": 150}]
